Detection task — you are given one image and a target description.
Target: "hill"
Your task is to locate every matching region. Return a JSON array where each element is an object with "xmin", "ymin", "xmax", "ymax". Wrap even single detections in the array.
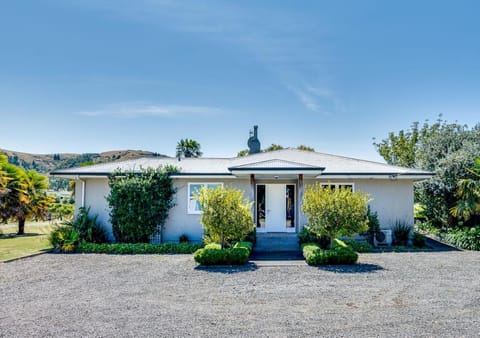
[{"xmin": 0, "ymin": 148, "xmax": 168, "ymax": 174}]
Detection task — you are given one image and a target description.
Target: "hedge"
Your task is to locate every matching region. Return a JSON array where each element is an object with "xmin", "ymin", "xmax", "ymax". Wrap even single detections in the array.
[
  {"xmin": 76, "ymin": 242, "xmax": 203, "ymax": 254},
  {"xmin": 302, "ymin": 239, "xmax": 358, "ymax": 265},
  {"xmin": 193, "ymin": 241, "xmax": 253, "ymax": 265}
]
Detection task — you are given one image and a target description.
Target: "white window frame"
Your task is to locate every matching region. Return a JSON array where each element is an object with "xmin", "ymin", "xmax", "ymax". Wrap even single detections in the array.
[
  {"xmin": 187, "ymin": 182, "xmax": 223, "ymax": 214},
  {"xmin": 320, "ymin": 182, "xmax": 355, "ymax": 192}
]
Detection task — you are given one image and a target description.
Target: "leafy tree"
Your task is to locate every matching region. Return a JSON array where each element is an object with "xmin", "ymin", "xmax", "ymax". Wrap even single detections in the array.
[
  {"xmin": 302, "ymin": 183, "xmax": 369, "ymax": 249},
  {"xmin": 107, "ymin": 168, "xmax": 175, "ymax": 243},
  {"xmin": 237, "ymin": 149, "xmax": 249, "ymax": 157},
  {"xmin": 297, "ymin": 145, "xmax": 315, "ymax": 151},
  {"xmin": 237, "ymin": 144, "xmax": 315, "ymax": 156},
  {"xmin": 374, "ymin": 117, "xmax": 480, "ymax": 228},
  {"xmin": 176, "ymin": 139, "xmax": 203, "ymax": 158},
  {"xmin": 263, "ymin": 144, "xmax": 284, "ymax": 152},
  {"xmin": 195, "ymin": 185, "xmax": 254, "ymax": 249}
]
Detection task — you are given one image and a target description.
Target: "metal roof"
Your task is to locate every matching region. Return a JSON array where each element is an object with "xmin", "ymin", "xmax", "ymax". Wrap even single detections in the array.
[{"xmin": 50, "ymin": 148, "xmax": 433, "ymax": 178}]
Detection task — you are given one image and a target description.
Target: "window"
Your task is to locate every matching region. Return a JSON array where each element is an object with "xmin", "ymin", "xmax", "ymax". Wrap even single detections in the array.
[
  {"xmin": 187, "ymin": 183, "xmax": 223, "ymax": 214},
  {"xmin": 320, "ymin": 183, "xmax": 354, "ymax": 192}
]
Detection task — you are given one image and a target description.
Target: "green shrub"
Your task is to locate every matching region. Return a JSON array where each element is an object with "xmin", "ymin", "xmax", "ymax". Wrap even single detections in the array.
[
  {"xmin": 76, "ymin": 242, "xmax": 203, "ymax": 254},
  {"xmin": 393, "ymin": 220, "xmax": 412, "ymax": 246},
  {"xmin": 245, "ymin": 228, "xmax": 256, "ymax": 246},
  {"xmin": 63, "ymin": 206, "xmax": 107, "ymax": 244},
  {"xmin": 443, "ymin": 226, "xmax": 480, "ymax": 250},
  {"xmin": 107, "ymin": 167, "xmax": 176, "ymax": 243},
  {"xmin": 193, "ymin": 247, "xmax": 250, "ymax": 265},
  {"xmin": 302, "ymin": 239, "xmax": 358, "ymax": 265},
  {"xmin": 298, "ymin": 226, "xmax": 330, "ymax": 249},
  {"xmin": 412, "ymin": 232, "xmax": 426, "ymax": 248},
  {"xmin": 302, "ymin": 183, "xmax": 369, "ymax": 249},
  {"xmin": 233, "ymin": 241, "xmax": 253, "ymax": 252},
  {"xmin": 363, "ymin": 206, "xmax": 380, "ymax": 245},
  {"xmin": 343, "ymin": 239, "xmax": 374, "ymax": 253},
  {"xmin": 196, "ymin": 186, "xmax": 254, "ymax": 249},
  {"xmin": 179, "ymin": 234, "xmax": 189, "ymax": 243},
  {"xmin": 204, "ymin": 243, "xmax": 222, "ymax": 250},
  {"xmin": 49, "ymin": 225, "xmax": 80, "ymax": 253}
]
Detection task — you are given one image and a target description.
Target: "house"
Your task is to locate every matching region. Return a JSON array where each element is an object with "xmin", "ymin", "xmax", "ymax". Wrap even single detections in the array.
[{"xmin": 51, "ymin": 126, "xmax": 433, "ymax": 245}]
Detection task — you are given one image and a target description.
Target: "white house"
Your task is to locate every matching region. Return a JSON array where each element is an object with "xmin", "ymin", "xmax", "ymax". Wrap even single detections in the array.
[{"xmin": 51, "ymin": 127, "xmax": 432, "ymax": 246}]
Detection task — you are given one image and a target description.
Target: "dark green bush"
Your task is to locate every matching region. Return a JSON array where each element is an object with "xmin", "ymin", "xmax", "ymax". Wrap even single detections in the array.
[
  {"xmin": 302, "ymin": 240, "xmax": 358, "ymax": 265},
  {"xmin": 343, "ymin": 239, "xmax": 374, "ymax": 253},
  {"xmin": 193, "ymin": 247, "xmax": 250, "ymax": 265},
  {"xmin": 204, "ymin": 243, "xmax": 221, "ymax": 250},
  {"xmin": 49, "ymin": 225, "xmax": 80, "ymax": 253},
  {"xmin": 298, "ymin": 226, "xmax": 330, "ymax": 249},
  {"xmin": 412, "ymin": 232, "xmax": 426, "ymax": 248},
  {"xmin": 63, "ymin": 206, "xmax": 107, "ymax": 244},
  {"xmin": 245, "ymin": 228, "xmax": 256, "ymax": 246},
  {"xmin": 393, "ymin": 220, "xmax": 412, "ymax": 246},
  {"xmin": 363, "ymin": 206, "xmax": 380, "ymax": 245},
  {"xmin": 443, "ymin": 226, "xmax": 480, "ymax": 250},
  {"xmin": 76, "ymin": 242, "xmax": 202, "ymax": 254},
  {"xmin": 179, "ymin": 234, "xmax": 189, "ymax": 243},
  {"xmin": 108, "ymin": 168, "xmax": 175, "ymax": 243}
]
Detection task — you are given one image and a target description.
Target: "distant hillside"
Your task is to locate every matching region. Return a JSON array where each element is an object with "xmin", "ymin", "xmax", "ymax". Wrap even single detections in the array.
[{"xmin": 0, "ymin": 148, "xmax": 168, "ymax": 174}]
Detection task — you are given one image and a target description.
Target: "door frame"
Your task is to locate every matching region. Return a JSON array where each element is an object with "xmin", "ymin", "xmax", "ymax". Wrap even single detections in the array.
[{"xmin": 255, "ymin": 183, "xmax": 296, "ymax": 233}]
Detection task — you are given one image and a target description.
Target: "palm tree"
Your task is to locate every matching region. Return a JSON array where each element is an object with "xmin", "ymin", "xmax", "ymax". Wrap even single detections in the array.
[
  {"xmin": 176, "ymin": 139, "xmax": 203, "ymax": 158},
  {"xmin": 450, "ymin": 158, "xmax": 480, "ymax": 223},
  {"xmin": 14, "ymin": 170, "xmax": 52, "ymax": 234}
]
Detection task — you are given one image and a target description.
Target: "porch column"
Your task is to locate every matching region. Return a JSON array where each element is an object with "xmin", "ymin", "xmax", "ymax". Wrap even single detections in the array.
[
  {"xmin": 250, "ymin": 174, "xmax": 255, "ymax": 215},
  {"xmin": 298, "ymin": 174, "xmax": 303, "ymax": 231}
]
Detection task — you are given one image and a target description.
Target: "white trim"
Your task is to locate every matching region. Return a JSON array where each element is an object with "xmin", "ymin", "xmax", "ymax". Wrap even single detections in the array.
[
  {"xmin": 317, "ymin": 174, "xmax": 431, "ymax": 180},
  {"xmin": 187, "ymin": 182, "xmax": 223, "ymax": 214}
]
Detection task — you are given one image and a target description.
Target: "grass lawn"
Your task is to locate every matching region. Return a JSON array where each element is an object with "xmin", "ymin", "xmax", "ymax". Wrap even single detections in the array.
[{"xmin": 0, "ymin": 222, "xmax": 58, "ymax": 262}]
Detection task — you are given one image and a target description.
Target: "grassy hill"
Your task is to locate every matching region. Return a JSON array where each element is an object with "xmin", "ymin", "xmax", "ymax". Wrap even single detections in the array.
[{"xmin": 0, "ymin": 148, "xmax": 167, "ymax": 174}]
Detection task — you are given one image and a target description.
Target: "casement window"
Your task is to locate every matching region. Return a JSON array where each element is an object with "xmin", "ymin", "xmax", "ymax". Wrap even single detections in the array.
[
  {"xmin": 187, "ymin": 183, "xmax": 223, "ymax": 214},
  {"xmin": 320, "ymin": 183, "xmax": 355, "ymax": 192}
]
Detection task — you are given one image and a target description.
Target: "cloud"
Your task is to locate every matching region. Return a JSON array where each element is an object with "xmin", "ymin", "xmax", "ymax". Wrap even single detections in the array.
[
  {"xmin": 285, "ymin": 83, "xmax": 342, "ymax": 115},
  {"xmin": 76, "ymin": 102, "xmax": 222, "ymax": 118}
]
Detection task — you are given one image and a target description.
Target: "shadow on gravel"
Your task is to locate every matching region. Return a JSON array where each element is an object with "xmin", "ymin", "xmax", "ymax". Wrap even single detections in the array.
[
  {"xmin": 316, "ymin": 263, "xmax": 384, "ymax": 274},
  {"xmin": 195, "ymin": 262, "xmax": 258, "ymax": 274}
]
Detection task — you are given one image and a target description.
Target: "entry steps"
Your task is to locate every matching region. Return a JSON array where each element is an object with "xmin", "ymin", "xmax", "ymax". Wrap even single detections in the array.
[{"xmin": 254, "ymin": 233, "xmax": 300, "ymax": 253}]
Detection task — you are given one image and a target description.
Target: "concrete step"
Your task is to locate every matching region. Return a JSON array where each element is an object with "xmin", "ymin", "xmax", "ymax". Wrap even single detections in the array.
[{"xmin": 254, "ymin": 233, "xmax": 300, "ymax": 252}]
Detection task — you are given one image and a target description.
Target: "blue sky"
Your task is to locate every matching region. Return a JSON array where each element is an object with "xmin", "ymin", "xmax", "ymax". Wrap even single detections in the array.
[{"xmin": 1, "ymin": 0, "xmax": 479, "ymax": 162}]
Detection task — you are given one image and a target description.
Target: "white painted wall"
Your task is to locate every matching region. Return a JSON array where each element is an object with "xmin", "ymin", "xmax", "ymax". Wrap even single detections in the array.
[
  {"xmin": 78, "ymin": 176, "xmax": 414, "ymax": 243},
  {"xmin": 303, "ymin": 178, "xmax": 414, "ymax": 230}
]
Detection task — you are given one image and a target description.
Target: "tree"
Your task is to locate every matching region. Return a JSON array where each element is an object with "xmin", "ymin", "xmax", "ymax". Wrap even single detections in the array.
[
  {"xmin": 297, "ymin": 145, "xmax": 315, "ymax": 152},
  {"xmin": 374, "ymin": 117, "xmax": 480, "ymax": 228},
  {"xmin": 450, "ymin": 158, "xmax": 480, "ymax": 223},
  {"xmin": 176, "ymin": 139, "xmax": 203, "ymax": 158},
  {"xmin": 107, "ymin": 168, "xmax": 175, "ymax": 243},
  {"xmin": 195, "ymin": 185, "xmax": 254, "ymax": 249},
  {"xmin": 263, "ymin": 144, "xmax": 284, "ymax": 152},
  {"xmin": 15, "ymin": 170, "xmax": 52, "ymax": 234},
  {"xmin": 302, "ymin": 183, "xmax": 369, "ymax": 249},
  {"xmin": 237, "ymin": 149, "xmax": 249, "ymax": 157}
]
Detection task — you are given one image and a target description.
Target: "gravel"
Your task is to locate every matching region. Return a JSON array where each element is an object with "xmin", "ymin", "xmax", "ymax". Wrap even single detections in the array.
[{"xmin": 1, "ymin": 251, "xmax": 479, "ymax": 337}]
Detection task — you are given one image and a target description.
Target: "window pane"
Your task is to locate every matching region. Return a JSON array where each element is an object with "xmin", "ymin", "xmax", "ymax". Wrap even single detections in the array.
[
  {"xmin": 256, "ymin": 185, "xmax": 265, "ymax": 228},
  {"xmin": 286, "ymin": 185, "xmax": 295, "ymax": 227}
]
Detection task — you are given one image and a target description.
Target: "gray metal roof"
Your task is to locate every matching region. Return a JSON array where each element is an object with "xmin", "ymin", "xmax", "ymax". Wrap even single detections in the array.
[{"xmin": 50, "ymin": 148, "xmax": 433, "ymax": 177}]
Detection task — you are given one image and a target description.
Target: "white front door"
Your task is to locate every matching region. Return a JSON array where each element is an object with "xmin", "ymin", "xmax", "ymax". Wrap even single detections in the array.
[{"xmin": 265, "ymin": 184, "xmax": 286, "ymax": 232}]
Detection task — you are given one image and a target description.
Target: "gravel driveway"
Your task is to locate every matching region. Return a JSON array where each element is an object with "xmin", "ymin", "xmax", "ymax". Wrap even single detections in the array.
[{"xmin": 1, "ymin": 251, "xmax": 479, "ymax": 337}]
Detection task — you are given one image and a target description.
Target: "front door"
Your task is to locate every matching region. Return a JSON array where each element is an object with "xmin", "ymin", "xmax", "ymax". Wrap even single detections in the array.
[
  {"xmin": 256, "ymin": 184, "xmax": 296, "ymax": 232},
  {"xmin": 265, "ymin": 184, "xmax": 286, "ymax": 232}
]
